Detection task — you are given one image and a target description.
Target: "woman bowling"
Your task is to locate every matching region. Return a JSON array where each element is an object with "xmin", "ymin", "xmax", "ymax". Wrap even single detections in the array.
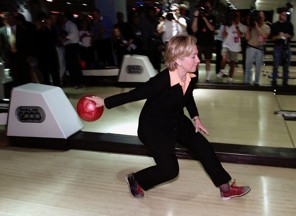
[{"xmin": 87, "ymin": 35, "xmax": 251, "ymax": 200}]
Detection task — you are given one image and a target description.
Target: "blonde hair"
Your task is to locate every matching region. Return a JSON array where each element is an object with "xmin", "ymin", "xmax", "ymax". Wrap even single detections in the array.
[{"xmin": 164, "ymin": 34, "xmax": 197, "ymax": 71}]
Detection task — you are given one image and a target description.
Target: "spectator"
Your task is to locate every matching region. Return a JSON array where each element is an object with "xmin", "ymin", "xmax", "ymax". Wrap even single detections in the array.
[
  {"xmin": 35, "ymin": 13, "xmax": 61, "ymax": 87},
  {"xmin": 244, "ymin": 11, "xmax": 270, "ymax": 86},
  {"xmin": 91, "ymin": 9, "xmax": 114, "ymax": 68},
  {"xmin": 114, "ymin": 11, "xmax": 133, "ymax": 43},
  {"xmin": 214, "ymin": 23, "xmax": 224, "ymax": 75},
  {"xmin": 0, "ymin": 12, "xmax": 34, "ymax": 86},
  {"xmin": 128, "ymin": 11, "xmax": 144, "ymax": 54},
  {"xmin": 49, "ymin": 13, "xmax": 67, "ymax": 84},
  {"xmin": 61, "ymin": 12, "xmax": 84, "ymax": 88},
  {"xmin": 141, "ymin": 6, "xmax": 163, "ymax": 73},
  {"xmin": 191, "ymin": 1, "xmax": 216, "ymax": 82},
  {"xmin": 157, "ymin": 3, "xmax": 187, "ymax": 45},
  {"xmin": 270, "ymin": 7, "xmax": 294, "ymax": 87},
  {"xmin": 112, "ymin": 26, "xmax": 129, "ymax": 67},
  {"xmin": 179, "ymin": 3, "xmax": 192, "ymax": 35},
  {"xmin": 79, "ymin": 19, "xmax": 94, "ymax": 69},
  {"xmin": 217, "ymin": 11, "xmax": 247, "ymax": 84}
]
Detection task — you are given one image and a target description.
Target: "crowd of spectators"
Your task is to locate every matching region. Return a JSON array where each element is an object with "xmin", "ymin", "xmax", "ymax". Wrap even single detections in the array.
[{"xmin": 0, "ymin": 1, "xmax": 294, "ymax": 88}]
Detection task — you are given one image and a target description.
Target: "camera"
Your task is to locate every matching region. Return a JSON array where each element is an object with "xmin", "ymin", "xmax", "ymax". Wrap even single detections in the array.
[
  {"xmin": 197, "ymin": 4, "xmax": 210, "ymax": 17},
  {"xmin": 166, "ymin": 12, "xmax": 175, "ymax": 21},
  {"xmin": 198, "ymin": 6, "xmax": 207, "ymax": 17},
  {"xmin": 164, "ymin": 2, "xmax": 178, "ymax": 21},
  {"xmin": 249, "ymin": 9, "xmax": 260, "ymax": 27}
]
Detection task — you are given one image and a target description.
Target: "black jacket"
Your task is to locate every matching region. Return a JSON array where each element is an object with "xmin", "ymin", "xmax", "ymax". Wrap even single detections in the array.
[{"xmin": 104, "ymin": 69, "xmax": 199, "ymax": 143}]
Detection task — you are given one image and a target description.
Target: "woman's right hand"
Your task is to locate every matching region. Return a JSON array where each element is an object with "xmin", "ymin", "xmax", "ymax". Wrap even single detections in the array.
[{"xmin": 86, "ymin": 96, "xmax": 105, "ymax": 107}]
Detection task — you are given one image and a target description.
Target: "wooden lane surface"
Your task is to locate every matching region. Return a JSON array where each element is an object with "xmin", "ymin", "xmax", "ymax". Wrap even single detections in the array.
[{"xmin": 0, "ymin": 148, "xmax": 295, "ymax": 216}]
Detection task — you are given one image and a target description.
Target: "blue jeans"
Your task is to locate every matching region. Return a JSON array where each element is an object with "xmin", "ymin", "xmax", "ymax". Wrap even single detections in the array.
[
  {"xmin": 272, "ymin": 44, "xmax": 291, "ymax": 84},
  {"xmin": 244, "ymin": 46, "xmax": 264, "ymax": 85}
]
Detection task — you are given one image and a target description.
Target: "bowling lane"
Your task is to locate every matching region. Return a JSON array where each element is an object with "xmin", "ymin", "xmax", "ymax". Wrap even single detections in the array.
[
  {"xmin": 276, "ymin": 94, "xmax": 296, "ymax": 148},
  {"xmin": 193, "ymin": 89, "xmax": 294, "ymax": 148},
  {"xmin": 0, "ymin": 149, "xmax": 295, "ymax": 216},
  {"xmin": 64, "ymin": 86, "xmax": 295, "ymax": 149}
]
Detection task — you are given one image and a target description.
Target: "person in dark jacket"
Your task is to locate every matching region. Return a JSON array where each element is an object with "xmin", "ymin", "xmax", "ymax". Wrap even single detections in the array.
[
  {"xmin": 270, "ymin": 7, "xmax": 294, "ymax": 87},
  {"xmin": 88, "ymin": 35, "xmax": 251, "ymax": 200},
  {"xmin": 0, "ymin": 12, "xmax": 35, "ymax": 86},
  {"xmin": 35, "ymin": 13, "xmax": 61, "ymax": 87}
]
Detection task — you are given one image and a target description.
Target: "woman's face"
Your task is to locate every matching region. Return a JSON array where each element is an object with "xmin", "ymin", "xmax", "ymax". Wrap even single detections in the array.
[{"xmin": 178, "ymin": 45, "xmax": 200, "ymax": 72}]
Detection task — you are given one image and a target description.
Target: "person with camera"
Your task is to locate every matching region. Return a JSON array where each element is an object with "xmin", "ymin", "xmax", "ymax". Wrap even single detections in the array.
[
  {"xmin": 244, "ymin": 11, "xmax": 270, "ymax": 86},
  {"xmin": 191, "ymin": 1, "xmax": 216, "ymax": 83},
  {"xmin": 157, "ymin": 3, "xmax": 187, "ymax": 45},
  {"xmin": 270, "ymin": 7, "xmax": 294, "ymax": 87}
]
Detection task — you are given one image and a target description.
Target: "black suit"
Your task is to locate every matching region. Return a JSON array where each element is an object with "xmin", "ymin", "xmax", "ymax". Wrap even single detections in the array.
[
  {"xmin": 0, "ymin": 24, "xmax": 33, "ymax": 86},
  {"xmin": 0, "ymin": 26, "xmax": 14, "ymax": 67},
  {"xmin": 105, "ymin": 69, "xmax": 231, "ymax": 190}
]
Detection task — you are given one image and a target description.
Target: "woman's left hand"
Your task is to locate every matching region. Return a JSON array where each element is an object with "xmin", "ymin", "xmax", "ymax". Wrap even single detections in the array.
[{"xmin": 193, "ymin": 116, "xmax": 209, "ymax": 135}]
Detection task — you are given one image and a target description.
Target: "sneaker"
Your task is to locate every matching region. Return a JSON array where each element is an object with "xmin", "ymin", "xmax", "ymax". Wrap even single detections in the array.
[
  {"xmin": 282, "ymin": 81, "xmax": 288, "ymax": 87},
  {"xmin": 228, "ymin": 77, "xmax": 233, "ymax": 84},
  {"xmin": 217, "ymin": 70, "xmax": 228, "ymax": 78},
  {"xmin": 217, "ymin": 71, "xmax": 224, "ymax": 78},
  {"xmin": 221, "ymin": 180, "xmax": 251, "ymax": 200},
  {"xmin": 271, "ymin": 80, "xmax": 277, "ymax": 87},
  {"xmin": 126, "ymin": 173, "xmax": 144, "ymax": 198}
]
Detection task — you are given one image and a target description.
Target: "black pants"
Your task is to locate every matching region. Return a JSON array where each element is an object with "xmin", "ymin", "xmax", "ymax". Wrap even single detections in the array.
[
  {"xmin": 9, "ymin": 52, "xmax": 31, "ymax": 86},
  {"xmin": 135, "ymin": 116, "xmax": 231, "ymax": 190},
  {"xmin": 79, "ymin": 46, "xmax": 95, "ymax": 69},
  {"xmin": 64, "ymin": 43, "xmax": 84, "ymax": 86},
  {"xmin": 38, "ymin": 49, "xmax": 61, "ymax": 87},
  {"xmin": 93, "ymin": 38, "xmax": 114, "ymax": 67},
  {"xmin": 215, "ymin": 40, "xmax": 222, "ymax": 74}
]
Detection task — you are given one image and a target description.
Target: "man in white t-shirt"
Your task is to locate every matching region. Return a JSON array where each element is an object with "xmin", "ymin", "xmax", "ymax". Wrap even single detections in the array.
[{"xmin": 218, "ymin": 11, "xmax": 247, "ymax": 83}]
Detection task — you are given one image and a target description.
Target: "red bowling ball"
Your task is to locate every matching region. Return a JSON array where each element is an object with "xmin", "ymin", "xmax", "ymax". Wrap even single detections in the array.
[{"xmin": 77, "ymin": 95, "xmax": 104, "ymax": 122}]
